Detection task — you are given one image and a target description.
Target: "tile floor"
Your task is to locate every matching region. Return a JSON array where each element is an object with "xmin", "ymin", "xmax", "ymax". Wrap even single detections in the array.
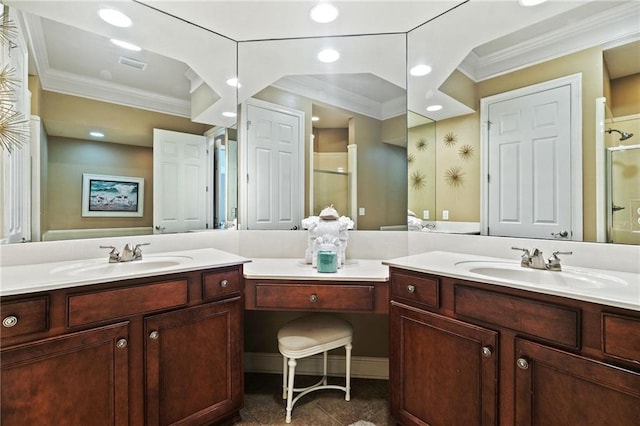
[{"xmin": 236, "ymin": 373, "xmax": 392, "ymax": 425}]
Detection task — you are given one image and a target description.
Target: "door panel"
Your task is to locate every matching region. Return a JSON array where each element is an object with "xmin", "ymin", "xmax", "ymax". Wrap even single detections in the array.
[
  {"xmin": 488, "ymin": 84, "xmax": 571, "ymax": 239},
  {"xmin": 153, "ymin": 129, "xmax": 207, "ymax": 233},
  {"xmin": 247, "ymin": 103, "xmax": 302, "ymax": 230}
]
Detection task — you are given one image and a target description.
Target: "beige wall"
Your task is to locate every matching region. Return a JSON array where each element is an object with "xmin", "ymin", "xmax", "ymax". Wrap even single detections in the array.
[
  {"xmin": 407, "ymin": 121, "xmax": 436, "ymax": 218},
  {"xmin": 435, "ymin": 113, "xmax": 481, "ymax": 222},
  {"xmin": 610, "ymin": 73, "xmax": 640, "ymax": 117},
  {"xmin": 314, "ymin": 127, "xmax": 348, "ymax": 152},
  {"xmin": 47, "ymin": 137, "xmax": 153, "ymax": 231}
]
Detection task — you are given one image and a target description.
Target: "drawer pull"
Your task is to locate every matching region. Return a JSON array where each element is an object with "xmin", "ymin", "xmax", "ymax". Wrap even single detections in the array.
[
  {"xmin": 481, "ymin": 346, "xmax": 493, "ymax": 358},
  {"xmin": 2, "ymin": 315, "xmax": 18, "ymax": 328},
  {"xmin": 116, "ymin": 338, "xmax": 128, "ymax": 349},
  {"xmin": 516, "ymin": 357, "xmax": 529, "ymax": 370},
  {"xmin": 309, "ymin": 294, "xmax": 318, "ymax": 303},
  {"xmin": 220, "ymin": 279, "xmax": 229, "ymax": 288},
  {"xmin": 407, "ymin": 285, "xmax": 415, "ymax": 294},
  {"xmin": 149, "ymin": 331, "xmax": 160, "ymax": 340}
]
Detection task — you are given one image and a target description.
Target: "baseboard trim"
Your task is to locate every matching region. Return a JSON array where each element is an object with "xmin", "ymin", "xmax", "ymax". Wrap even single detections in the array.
[{"xmin": 244, "ymin": 352, "xmax": 389, "ymax": 380}]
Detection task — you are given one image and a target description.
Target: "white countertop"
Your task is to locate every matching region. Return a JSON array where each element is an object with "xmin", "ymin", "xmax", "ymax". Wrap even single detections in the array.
[
  {"xmin": 0, "ymin": 248, "xmax": 251, "ymax": 297},
  {"xmin": 383, "ymin": 251, "xmax": 640, "ymax": 311},
  {"xmin": 243, "ymin": 258, "xmax": 389, "ymax": 282}
]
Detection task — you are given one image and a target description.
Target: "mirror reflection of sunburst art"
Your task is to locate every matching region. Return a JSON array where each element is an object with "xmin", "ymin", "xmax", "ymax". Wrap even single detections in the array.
[
  {"xmin": 410, "ymin": 171, "xmax": 427, "ymax": 190},
  {"xmin": 444, "ymin": 166, "xmax": 465, "ymax": 188},
  {"xmin": 407, "ymin": 153, "xmax": 415, "ymax": 164},
  {"xmin": 0, "ymin": 13, "xmax": 18, "ymax": 46},
  {"xmin": 0, "ymin": 65, "xmax": 18, "ymax": 92},
  {"xmin": 443, "ymin": 132, "xmax": 457, "ymax": 147},
  {"xmin": 416, "ymin": 137, "xmax": 428, "ymax": 151},
  {"xmin": 0, "ymin": 107, "xmax": 28, "ymax": 152},
  {"xmin": 458, "ymin": 144, "xmax": 474, "ymax": 160}
]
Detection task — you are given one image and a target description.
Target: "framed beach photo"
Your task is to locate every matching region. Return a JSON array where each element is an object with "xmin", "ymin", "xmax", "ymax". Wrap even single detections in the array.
[{"xmin": 82, "ymin": 173, "xmax": 144, "ymax": 217}]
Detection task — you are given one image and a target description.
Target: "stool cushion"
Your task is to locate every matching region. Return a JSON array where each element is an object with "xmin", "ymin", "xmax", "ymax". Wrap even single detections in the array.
[{"xmin": 278, "ymin": 314, "xmax": 353, "ymax": 358}]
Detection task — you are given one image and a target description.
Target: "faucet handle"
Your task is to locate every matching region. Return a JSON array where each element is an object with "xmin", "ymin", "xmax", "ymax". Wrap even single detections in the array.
[
  {"xmin": 133, "ymin": 243, "xmax": 150, "ymax": 259},
  {"xmin": 100, "ymin": 245, "xmax": 120, "ymax": 262},
  {"xmin": 512, "ymin": 247, "xmax": 531, "ymax": 267},
  {"xmin": 547, "ymin": 251, "xmax": 572, "ymax": 271}
]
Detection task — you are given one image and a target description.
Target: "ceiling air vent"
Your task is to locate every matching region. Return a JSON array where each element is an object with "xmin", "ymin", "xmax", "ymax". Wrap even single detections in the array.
[{"xmin": 118, "ymin": 56, "xmax": 147, "ymax": 70}]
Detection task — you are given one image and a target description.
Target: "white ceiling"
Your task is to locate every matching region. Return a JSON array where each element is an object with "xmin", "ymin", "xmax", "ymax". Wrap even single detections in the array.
[{"xmin": 8, "ymin": 0, "xmax": 640, "ymax": 139}]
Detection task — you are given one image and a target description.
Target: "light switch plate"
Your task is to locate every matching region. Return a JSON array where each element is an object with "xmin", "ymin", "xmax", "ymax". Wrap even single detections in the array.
[
  {"xmin": 423, "ymin": 210, "xmax": 429, "ymax": 220},
  {"xmin": 359, "ymin": 207, "xmax": 365, "ymax": 216},
  {"xmin": 442, "ymin": 210, "xmax": 449, "ymax": 220}
]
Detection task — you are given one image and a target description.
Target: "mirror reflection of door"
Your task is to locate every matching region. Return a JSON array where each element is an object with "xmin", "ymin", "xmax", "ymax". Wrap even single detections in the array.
[
  {"xmin": 607, "ymin": 145, "xmax": 640, "ymax": 245},
  {"xmin": 153, "ymin": 129, "xmax": 208, "ymax": 234},
  {"xmin": 482, "ymin": 75, "xmax": 581, "ymax": 240},
  {"xmin": 243, "ymin": 99, "xmax": 304, "ymax": 230}
]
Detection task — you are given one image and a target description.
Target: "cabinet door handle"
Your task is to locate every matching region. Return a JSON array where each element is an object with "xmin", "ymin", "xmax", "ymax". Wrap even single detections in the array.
[
  {"xmin": 116, "ymin": 338, "xmax": 128, "ymax": 349},
  {"xmin": 516, "ymin": 357, "xmax": 529, "ymax": 370},
  {"xmin": 149, "ymin": 331, "xmax": 160, "ymax": 340},
  {"xmin": 407, "ymin": 285, "xmax": 415, "ymax": 294},
  {"xmin": 481, "ymin": 346, "xmax": 493, "ymax": 357},
  {"xmin": 220, "ymin": 279, "xmax": 229, "ymax": 288},
  {"xmin": 309, "ymin": 294, "xmax": 318, "ymax": 303},
  {"xmin": 2, "ymin": 315, "xmax": 18, "ymax": 328}
]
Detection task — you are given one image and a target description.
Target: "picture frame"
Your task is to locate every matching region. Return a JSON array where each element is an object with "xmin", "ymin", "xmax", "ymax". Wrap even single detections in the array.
[{"xmin": 82, "ymin": 173, "xmax": 144, "ymax": 217}]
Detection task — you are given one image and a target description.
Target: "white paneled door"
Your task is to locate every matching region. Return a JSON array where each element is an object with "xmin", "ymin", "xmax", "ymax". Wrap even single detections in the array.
[
  {"xmin": 486, "ymin": 84, "xmax": 573, "ymax": 239},
  {"xmin": 153, "ymin": 129, "xmax": 208, "ymax": 234},
  {"xmin": 245, "ymin": 102, "xmax": 303, "ymax": 230}
]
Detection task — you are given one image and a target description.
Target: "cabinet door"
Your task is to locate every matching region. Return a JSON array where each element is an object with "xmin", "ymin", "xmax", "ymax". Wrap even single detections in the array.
[
  {"xmin": 515, "ymin": 338, "xmax": 640, "ymax": 425},
  {"xmin": 145, "ymin": 297, "xmax": 243, "ymax": 426},
  {"xmin": 1, "ymin": 322, "xmax": 129, "ymax": 426},
  {"xmin": 390, "ymin": 302, "xmax": 498, "ymax": 426}
]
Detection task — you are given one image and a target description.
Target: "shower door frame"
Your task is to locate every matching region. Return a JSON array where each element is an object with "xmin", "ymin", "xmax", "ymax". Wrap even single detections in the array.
[{"xmin": 605, "ymin": 144, "xmax": 640, "ymax": 243}]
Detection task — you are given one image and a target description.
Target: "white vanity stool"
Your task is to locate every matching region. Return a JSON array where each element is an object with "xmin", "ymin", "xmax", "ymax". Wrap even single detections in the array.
[{"xmin": 277, "ymin": 314, "xmax": 353, "ymax": 423}]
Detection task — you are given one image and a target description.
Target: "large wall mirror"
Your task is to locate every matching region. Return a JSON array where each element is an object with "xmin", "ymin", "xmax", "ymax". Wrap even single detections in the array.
[
  {"xmin": 4, "ymin": 0, "xmax": 639, "ymax": 245},
  {"xmin": 6, "ymin": 0, "xmax": 237, "ymax": 241},
  {"xmin": 407, "ymin": 0, "xmax": 639, "ymax": 245}
]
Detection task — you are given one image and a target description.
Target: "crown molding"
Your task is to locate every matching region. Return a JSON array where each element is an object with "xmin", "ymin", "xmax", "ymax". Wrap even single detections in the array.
[{"xmin": 459, "ymin": 2, "xmax": 640, "ymax": 82}]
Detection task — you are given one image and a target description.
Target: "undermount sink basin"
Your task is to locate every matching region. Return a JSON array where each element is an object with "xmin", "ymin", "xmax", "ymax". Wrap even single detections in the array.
[
  {"xmin": 454, "ymin": 261, "xmax": 628, "ymax": 289},
  {"xmin": 50, "ymin": 256, "xmax": 193, "ymax": 277}
]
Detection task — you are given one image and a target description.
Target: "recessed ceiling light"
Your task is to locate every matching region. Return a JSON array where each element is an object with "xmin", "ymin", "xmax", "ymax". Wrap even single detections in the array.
[
  {"xmin": 318, "ymin": 49, "xmax": 339, "ymax": 63},
  {"xmin": 310, "ymin": 3, "xmax": 339, "ymax": 23},
  {"xmin": 410, "ymin": 64, "xmax": 432, "ymax": 76},
  {"xmin": 110, "ymin": 39, "xmax": 141, "ymax": 52},
  {"xmin": 519, "ymin": 0, "xmax": 548, "ymax": 6},
  {"xmin": 426, "ymin": 105, "xmax": 443, "ymax": 112},
  {"xmin": 98, "ymin": 8, "xmax": 132, "ymax": 27},
  {"xmin": 223, "ymin": 111, "xmax": 237, "ymax": 118},
  {"xmin": 312, "ymin": 116, "xmax": 320, "ymax": 122},
  {"xmin": 90, "ymin": 131, "xmax": 105, "ymax": 138},
  {"xmin": 226, "ymin": 77, "xmax": 241, "ymax": 88}
]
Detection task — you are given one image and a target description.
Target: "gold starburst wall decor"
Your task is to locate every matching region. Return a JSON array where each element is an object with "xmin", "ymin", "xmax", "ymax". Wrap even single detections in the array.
[
  {"xmin": 410, "ymin": 171, "xmax": 427, "ymax": 190},
  {"xmin": 0, "ymin": 10, "xmax": 18, "ymax": 46},
  {"xmin": 443, "ymin": 132, "xmax": 457, "ymax": 147},
  {"xmin": 458, "ymin": 144, "xmax": 474, "ymax": 160},
  {"xmin": 407, "ymin": 153, "xmax": 415, "ymax": 165},
  {"xmin": 444, "ymin": 166, "xmax": 465, "ymax": 188},
  {"xmin": 416, "ymin": 137, "xmax": 428, "ymax": 151},
  {"xmin": 0, "ymin": 65, "xmax": 19, "ymax": 91},
  {"xmin": 0, "ymin": 106, "xmax": 29, "ymax": 152}
]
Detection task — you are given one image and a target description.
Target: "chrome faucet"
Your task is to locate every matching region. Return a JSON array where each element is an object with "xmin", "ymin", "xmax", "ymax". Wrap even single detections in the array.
[
  {"xmin": 100, "ymin": 243, "xmax": 150, "ymax": 262},
  {"xmin": 512, "ymin": 247, "xmax": 572, "ymax": 271}
]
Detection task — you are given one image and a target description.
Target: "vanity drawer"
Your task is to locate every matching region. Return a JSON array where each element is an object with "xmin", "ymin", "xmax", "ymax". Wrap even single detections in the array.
[
  {"xmin": 1, "ymin": 297, "xmax": 49, "ymax": 340},
  {"xmin": 67, "ymin": 279, "xmax": 188, "ymax": 327},
  {"xmin": 391, "ymin": 272, "xmax": 439, "ymax": 309},
  {"xmin": 253, "ymin": 283, "xmax": 375, "ymax": 312},
  {"xmin": 454, "ymin": 285, "xmax": 580, "ymax": 349},
  {"xmin": 602, "ymin": 313, "xmax": 640, "ymax": 363},
  {"xmin": 203, "ymin": 268, "xmax": 242, "ymax": 300}
]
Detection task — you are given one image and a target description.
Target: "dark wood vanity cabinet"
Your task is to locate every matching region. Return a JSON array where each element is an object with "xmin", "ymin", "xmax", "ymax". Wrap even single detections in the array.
[
  {"xmin": 389, "ymin": 267, "xmax": 640, "ymax": 426},
  {"xmin": 0, "ymin": 265, "xmax": 244, "ymax": 426}
]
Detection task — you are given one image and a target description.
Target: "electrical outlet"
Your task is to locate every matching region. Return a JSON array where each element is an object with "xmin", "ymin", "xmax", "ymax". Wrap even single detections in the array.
[
  {"xmin": 423, "ymin": 210, "xmax": 429, "ymax": 220},
  {"xmin": 359, "ymin": 207, "xmax": 365, "ymax": 216},
  {"xmin": 442, "ymin": 210, "xmax": 449, "ymax": 220}
]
